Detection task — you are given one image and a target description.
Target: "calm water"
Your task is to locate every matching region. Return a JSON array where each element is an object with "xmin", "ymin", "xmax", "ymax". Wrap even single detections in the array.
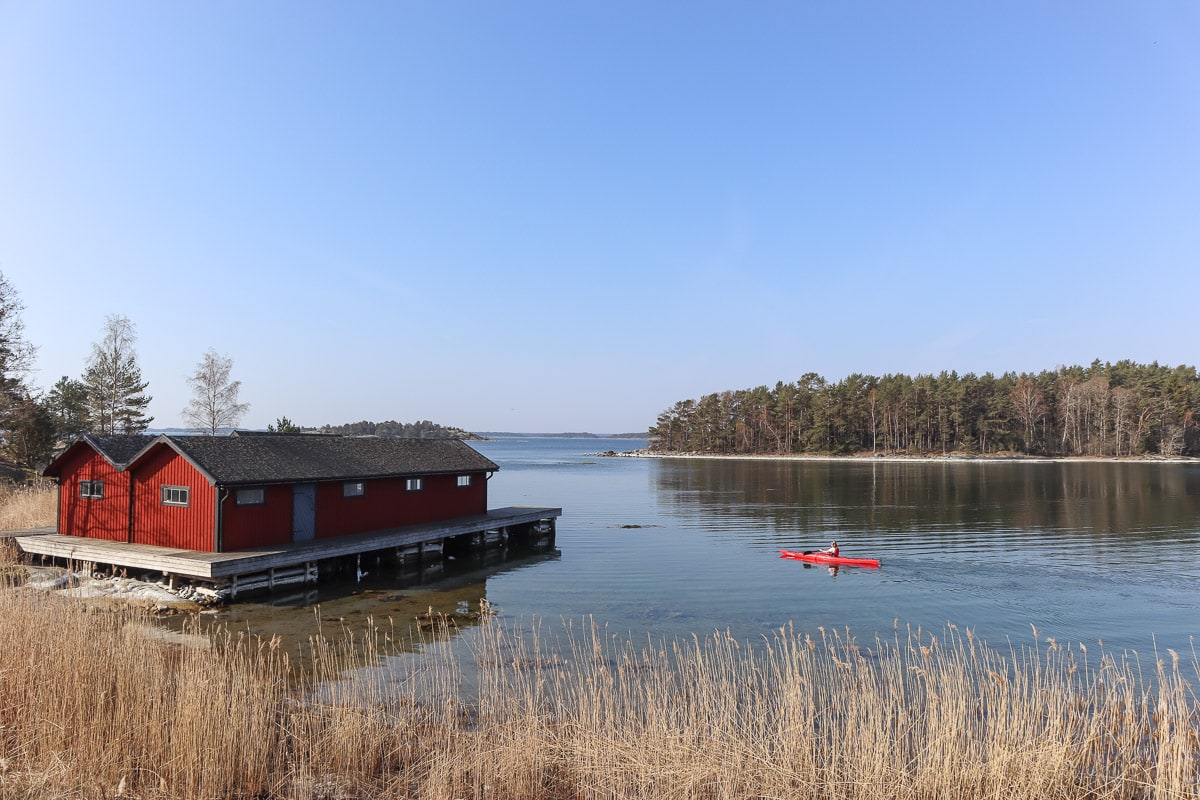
[{"xmin": 207, "ymin": 437, "xmax": 1200, "ymax": 657}]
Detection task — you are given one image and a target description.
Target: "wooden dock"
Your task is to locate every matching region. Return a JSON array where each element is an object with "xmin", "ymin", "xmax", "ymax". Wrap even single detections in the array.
[{"xmin": 13, "ymin": 506, "xmax": 560, "ymax": 597}]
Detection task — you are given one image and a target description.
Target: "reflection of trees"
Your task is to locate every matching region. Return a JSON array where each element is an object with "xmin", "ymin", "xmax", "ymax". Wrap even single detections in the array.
[{"xmin": 653, "ymin": 460, "xmax": 1199, "ymax": 537}]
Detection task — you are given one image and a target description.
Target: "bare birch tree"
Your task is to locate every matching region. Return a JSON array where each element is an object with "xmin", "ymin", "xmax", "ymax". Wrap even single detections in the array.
[
  {"xmin": 1111, "ymin": 387, "xmax": 1133, "ymax": 456},
  {"xmin": 183, "ymin": 349, "xmax": 249, "ymax": 435},
  {"xmin": 1058, "ymin": 377, "xmax": 1081, "ymax": 454},
  {"xmin": 1010, "ymin": 377, "xmax": 1045, "ymax": 453},
  {"xmin": 0, "ymin": 272, "xmax": 35, "ymax": 395},
  {"xmin": 0, "ymin": 272, "xmax": 39, "ymax": 460},
  {"xmin": 1079, "ymin": 376, "xmax": 1110, "ymax": 455}
]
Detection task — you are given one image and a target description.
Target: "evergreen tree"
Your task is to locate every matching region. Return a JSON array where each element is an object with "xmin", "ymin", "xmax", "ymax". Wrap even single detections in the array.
[
  {"xmin": 45, "ymin": 376, "xmax": 91, "ymax": 442},
  {"xmin": 267, "ymin": 416, "xmax": 303, "ymax": 433},
  {"xmin": 83, "ymin": 315, "xmax": 153, "ymax": 434},
  {"xmin": 5, "ymin": 394, "xmax": 55, "ymax": 468},
  {"xmin": 650, "ymin": 360, "xmax": 1199, "ymax": 458},
  {"xmin": 316, "ymin": 418, "xmax": 469, "ymax": 438}
]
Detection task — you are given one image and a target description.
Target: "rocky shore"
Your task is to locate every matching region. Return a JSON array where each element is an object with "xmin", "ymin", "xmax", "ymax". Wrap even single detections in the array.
[{"xmin": 11, "ymin": 563, "xmax": 207, "ymax": 613}]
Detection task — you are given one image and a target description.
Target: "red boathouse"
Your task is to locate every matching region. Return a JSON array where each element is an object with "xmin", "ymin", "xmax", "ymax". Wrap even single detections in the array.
[
  {"xmin": 43, "ymin": 433, "xmax": 500, "ymax": 553},
  {"xmin": 45, "ymin": 434, "xmax": 150, "ymax": 543}
]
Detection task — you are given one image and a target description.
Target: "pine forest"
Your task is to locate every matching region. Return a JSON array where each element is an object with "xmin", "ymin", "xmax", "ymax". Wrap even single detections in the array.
[{"xmin": 649, "ymin": 360, "xmax": 1200, "ymax": 458}]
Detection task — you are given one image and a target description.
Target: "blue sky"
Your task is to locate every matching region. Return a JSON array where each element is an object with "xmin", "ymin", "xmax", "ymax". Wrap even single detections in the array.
[{"xmin": 1, "ymin": 2, "xmax": 1197, "ymax": 433}]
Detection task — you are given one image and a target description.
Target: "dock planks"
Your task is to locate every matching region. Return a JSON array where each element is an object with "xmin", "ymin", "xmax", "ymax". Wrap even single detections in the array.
[{"xmin": 13, "ymin": 506, "xmax": 561, "ymax": 581}]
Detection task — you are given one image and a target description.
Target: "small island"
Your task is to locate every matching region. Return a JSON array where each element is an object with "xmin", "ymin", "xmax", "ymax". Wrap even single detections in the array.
[{"xmin": 649, "ymin": 359, "xmax": 1199, "ymax": 459}]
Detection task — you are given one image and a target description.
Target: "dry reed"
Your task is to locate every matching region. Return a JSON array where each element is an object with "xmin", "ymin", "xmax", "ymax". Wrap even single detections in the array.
[
  {"xmin": 0, "ymin": 535, "xmax": 1196, "ymax": 798},
  {"xmin": 0, "ymin": 481, "xmax": 56, "ymax": 531}
]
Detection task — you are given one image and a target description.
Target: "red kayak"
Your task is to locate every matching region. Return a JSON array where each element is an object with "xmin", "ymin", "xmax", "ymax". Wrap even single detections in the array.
[{"xmin": 779, "ymin": 549, "xmax": 881, "ymax": 568}]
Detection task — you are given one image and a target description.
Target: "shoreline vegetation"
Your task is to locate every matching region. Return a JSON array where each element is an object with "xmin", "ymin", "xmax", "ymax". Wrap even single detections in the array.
[
  {"xmin": 649, "ymin": 360, "xmax": 1200, "ymax": 460},
  {"xmin": 1, "ymin": 572, "xmax": 1197, "ymax": 800},
  {"xmin": 2, "ymin": 489, "xmax": 1199, "ymax": 798},
  {"xmin": 0, "ymin": 481, "xmax": 56, "ymax": 531}
]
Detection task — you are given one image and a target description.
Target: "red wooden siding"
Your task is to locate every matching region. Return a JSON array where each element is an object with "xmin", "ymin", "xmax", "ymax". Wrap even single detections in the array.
[
  {"xmin": 315, "ymin": 472, "xmax": 488, "ymax": 539},
  {"xmin": 49, "ymin": 437, "xmax": 493, "ymax": 552},
  {"xmin": 405, "ymin": 472, "xmax": 487, "ymax": 523},
  {"xmin": 130, "ymin": 446, "xmax": 216, "ymax": 551},
  {"xmin": 55, "ymin": 448, "xmax": 131, "ymax": 541},
  {"xmin": 220, "ymin": 485, "xmax": 293, "ymax": 551}
]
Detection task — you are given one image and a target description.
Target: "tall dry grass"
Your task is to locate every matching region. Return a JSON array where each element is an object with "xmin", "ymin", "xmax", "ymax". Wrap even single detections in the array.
[
  {"xmin": 0, "ymin": 481, "xmax": 56, "ymax": 530},
  {"xmin": 459, "ymin": 619, "xmax": 1200, "ymax": 799},
  {"xmin": 0, "ymin": 566, "xmax": 1196, "ymax": 799}
]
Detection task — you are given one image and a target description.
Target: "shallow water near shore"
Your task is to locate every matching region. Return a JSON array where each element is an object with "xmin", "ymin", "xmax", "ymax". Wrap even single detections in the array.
[{"xmin": 188, "ymin": 438, "xmax": 1200, "ymax": 662}]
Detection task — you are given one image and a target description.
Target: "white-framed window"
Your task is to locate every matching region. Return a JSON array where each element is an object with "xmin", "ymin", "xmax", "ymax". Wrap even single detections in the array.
[
  {"xmin": 406, "ymin": 478, "xmax": 423, "ymax": 491},
  {"xmin": 161, "ymin": 485, "xmax": 190, "ymax": 507},
  {"xmin": 79, "ymin": 480, "xmax": 104, "ymax": 499},
  {"xmin": 457, "ymin": 475, "xmax": 471, "ymax": 487},
  {"xmin": 343, "ymin": 481, "xmax": 365, "ymax": 497},
  {"xmin": 236, "ymin": 488, "xmax": 265, "ymax": 506}
]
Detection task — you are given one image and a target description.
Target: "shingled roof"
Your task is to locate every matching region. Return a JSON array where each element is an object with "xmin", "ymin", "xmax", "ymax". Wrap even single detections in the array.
[
  {"xmin": 43, "ymin": 434, "xmax": 154, "ymax": 476},
  {"xmin": 144, "ymin": 434, "xmax": 499, "ymax": 485}
]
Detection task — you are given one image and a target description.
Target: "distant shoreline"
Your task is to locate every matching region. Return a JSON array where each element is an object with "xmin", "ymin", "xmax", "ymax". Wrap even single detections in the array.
[
  {"xmin": 477, "ymin": 432, "xmax": 649, "ymax": 440},
  {"xmin": 602, "ymin": 449, "xmax": 1198, "ymax": 464}
]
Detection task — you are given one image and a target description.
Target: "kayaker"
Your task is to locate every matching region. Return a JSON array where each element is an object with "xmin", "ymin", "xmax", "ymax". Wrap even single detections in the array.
[{"xmin": 819, "ymin": 540, "xmax": 840, "ymax": 557}]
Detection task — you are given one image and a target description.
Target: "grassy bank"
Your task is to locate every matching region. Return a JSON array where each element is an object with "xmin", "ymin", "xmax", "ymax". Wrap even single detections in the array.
[{"xmin": 0, "ymin": 577, "xmax": 1196, "ymax": 799}]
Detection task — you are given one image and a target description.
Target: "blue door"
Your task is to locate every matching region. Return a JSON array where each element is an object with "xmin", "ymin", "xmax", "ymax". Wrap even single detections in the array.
[{"xmin": 292, "ymin": 484, "xmax": 316, "ymax": 542}]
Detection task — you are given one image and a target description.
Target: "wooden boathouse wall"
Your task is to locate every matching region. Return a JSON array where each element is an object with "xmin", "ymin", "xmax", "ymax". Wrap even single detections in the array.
[
  {"xmin": 131, "ymin": 443, "xmax": 217, "ymax": 551},
  {"xmin": 32, "ymin": 433, "xmax": 553, "ymax": 596},
  {"xmin": 55, "ymin": 446, "xmax": 131, "ymax": 543},
  {"xmin": 313, "ymin": 472, "xmax": 489, "ymax": 538},
  {"xmin": 220, "ymin": 484, "xmax": 294, "ymax": 551},
  {"xmin": 45, "ymin": 434, "xmax": 503, "ymax": 554}
]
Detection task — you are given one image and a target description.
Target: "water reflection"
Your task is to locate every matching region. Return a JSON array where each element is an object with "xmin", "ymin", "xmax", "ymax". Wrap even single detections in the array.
[
  {"xmin": 158, "ymin": 439, "xmax": 1199, "ymax": 665},
  {"xmin": 166, "ymin": 546, "xmax": 561, "ymax": 671},
  {"xmin": 782, "ymin": 561, "xmax": 842, "ymax": 579},
  {"xmin": 653, "ymin": 458, "xmax": 1200, "ymax": 542},
  {"xmin": 639, "ymin": 456, "xmax": 1200, "ymax": 651}
]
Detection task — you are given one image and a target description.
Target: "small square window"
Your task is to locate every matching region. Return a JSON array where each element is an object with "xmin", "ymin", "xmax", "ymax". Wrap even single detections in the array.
[
  {"xmin": 236, "ymin": 488, "xmax": 265, "ymax": 506},
  {"xmin": 80, "ymin": 480, "xmax": 104, "ymax": 499},
  {"xmin": 406, "ymin": 478, "xmax": 423, "ymax": 491},
  {"xmin": 343, "ymin": 481, "xmax": 365, "ymax": 497},
  {"xmin": 457, "ymin": 475, "xmax": 471, "ymax": 487},
  {"xmin": 162, "ymin": 485, "xmax": 190, "ymax": 506}
]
